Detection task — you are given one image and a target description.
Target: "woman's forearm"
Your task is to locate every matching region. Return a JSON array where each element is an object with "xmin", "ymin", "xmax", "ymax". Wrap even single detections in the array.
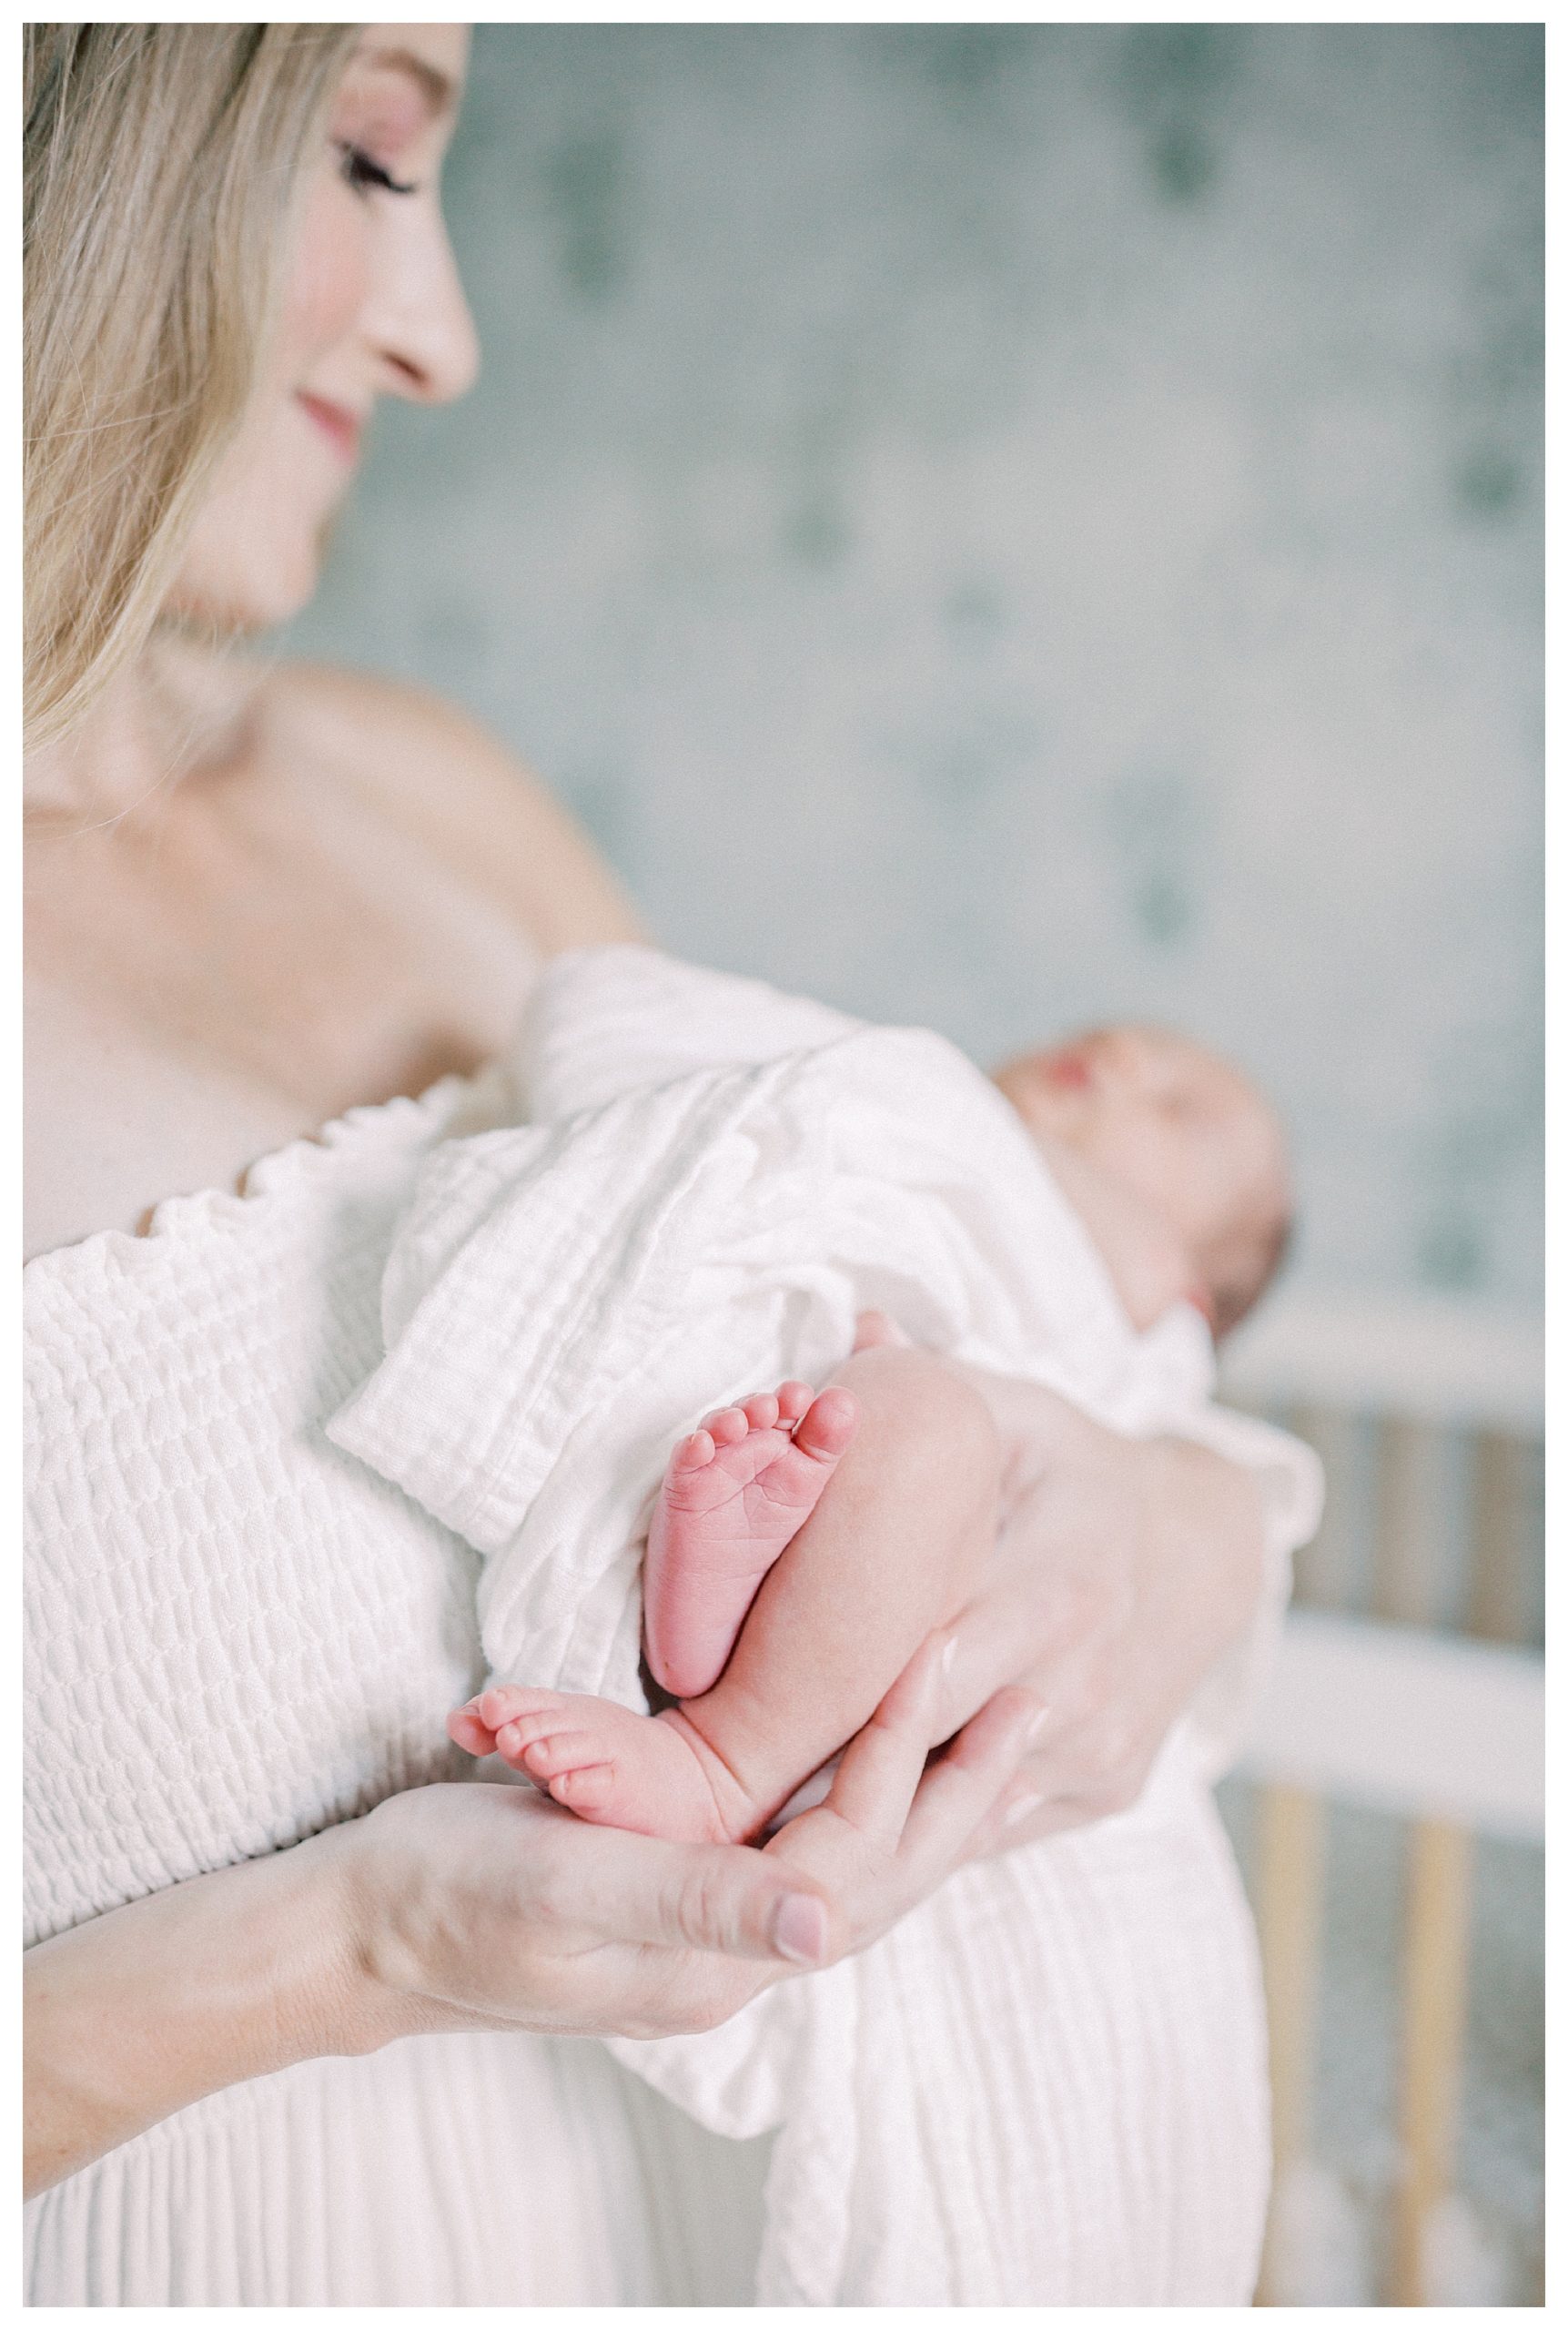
[{"xmin": 24, "ymin": 1825, "xmax": 374, "ymax": 2199}]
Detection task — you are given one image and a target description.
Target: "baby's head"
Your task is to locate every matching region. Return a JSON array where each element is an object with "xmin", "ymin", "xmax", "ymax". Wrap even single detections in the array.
[{"xmin": 993, "ymin": 1024, "xmax": 1292, "ymax": 1337}]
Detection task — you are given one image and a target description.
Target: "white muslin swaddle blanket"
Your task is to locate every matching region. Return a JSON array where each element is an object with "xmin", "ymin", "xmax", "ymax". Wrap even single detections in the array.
[{"xmin": 329, "ymin": 946, "xmax": 1322, "ymax": 2305}]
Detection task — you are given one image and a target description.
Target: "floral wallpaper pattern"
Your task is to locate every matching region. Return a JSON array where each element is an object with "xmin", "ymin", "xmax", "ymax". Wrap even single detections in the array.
[{"xmin": 293, "ymin": 23, "xmax": 1543, "ymax": 1311}]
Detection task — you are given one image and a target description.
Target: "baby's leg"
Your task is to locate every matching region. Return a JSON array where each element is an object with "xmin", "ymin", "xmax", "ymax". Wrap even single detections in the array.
[
  {"xmin": 671, "ymin": 1344, "xmax": 1000, "ymax": 1833},
  {"xmin": 451, "ymin": 1347, "xmax": 1000, "ymax": 1843}
]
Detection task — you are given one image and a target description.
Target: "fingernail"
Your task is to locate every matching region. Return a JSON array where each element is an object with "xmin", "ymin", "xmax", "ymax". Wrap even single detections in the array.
[
  {"xmin": 772, "ymin": 1893, "xmax": 828, "ymax": 1967},
  {"xmin": 1004, "ymin": 1790, "xmax": 1044, "ymax": 1829}
]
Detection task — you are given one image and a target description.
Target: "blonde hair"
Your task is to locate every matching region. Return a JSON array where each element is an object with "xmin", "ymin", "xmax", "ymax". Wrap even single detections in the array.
[{"xmin": 24, "ymin": 23, "xmax": 359, "ymax": 750}]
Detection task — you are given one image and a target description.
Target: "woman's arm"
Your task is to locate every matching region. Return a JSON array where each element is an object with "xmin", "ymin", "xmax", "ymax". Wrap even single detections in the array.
[
  {"xmin": 25, "ymin": 1644, "xmax": 1039, "ymax": 2198},
  {"xmin": 25, "ymin": 1828, "xmax": 359, "ymax": 2199}
]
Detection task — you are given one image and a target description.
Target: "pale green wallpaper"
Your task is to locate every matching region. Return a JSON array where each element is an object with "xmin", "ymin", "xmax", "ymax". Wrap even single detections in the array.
[{"xmin": 291, "ymin": 23, "xmax": 1543, "ymax": 1311}]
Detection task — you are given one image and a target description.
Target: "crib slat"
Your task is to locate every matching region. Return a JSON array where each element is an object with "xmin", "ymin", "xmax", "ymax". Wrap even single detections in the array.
[
  {"xmin": 1388, "ymin": 1818, "xmax": 1474, "ymax": 2305},
  {"xmin": 1467, "ymin": 1430, "xmax": 1526, "ymax": 1645},
  {"xmin": 1253, "ymin": 1782, "xmax": 1328, "ymax": 2305},
  {"xmin": 1287, "ymin": 1404, "xmax": 1362, "ymax": 1609},
  {"xmin": 1372, "ymin": 1419, "xmax": 1443, "ymax": 1626},
  {"xmin": 1372, "ymin": 1416, "xmax": 1479, "ymax": 2305}
]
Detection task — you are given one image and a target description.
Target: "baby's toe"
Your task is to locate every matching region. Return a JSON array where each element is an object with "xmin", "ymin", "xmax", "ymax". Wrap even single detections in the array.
[
  {"xmin": 477, "ymin": 1685, "xmax": 536, "ymax": 1729},
  {"xmin": 703, "ymin": 1405, "xmax": 749, "ymax": 1446},
  {"xmin": 517, "ymin": 1729, "xmax": 589, "ymax": 1781},
  {"xmin": 794, "ymin": 1386, "xmax": 859, "ymax": 1461},
  {"xmin": 670, "ymin": 1427, "xmax": 716, "ymax": 1473},
  {"xmin": 775, "ymin": 1380, "xmax": 814, "ymax": 1423},
  {"xmin": 740, "ymin": 1392, "xmax": 780, "ymax": 1433},
  {"xmin": 550, "ymin": 1765, "xmax": 614, "ymax": 1812},
  {"xmin": 446, "ymin": 1705, "xmax": 494, "ymax": 1757}
]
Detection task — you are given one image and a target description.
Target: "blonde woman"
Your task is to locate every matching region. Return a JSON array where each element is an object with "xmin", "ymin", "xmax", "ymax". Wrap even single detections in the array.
[{"xmin": 25, "ymin": 25, "xmax": 1295, "ymax": 2306}]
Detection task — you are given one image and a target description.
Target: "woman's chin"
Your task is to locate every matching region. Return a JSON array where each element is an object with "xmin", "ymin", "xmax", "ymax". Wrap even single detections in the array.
[{"xmin": 165, "ymin": 543, "xmax": 325, "ymax": 637}]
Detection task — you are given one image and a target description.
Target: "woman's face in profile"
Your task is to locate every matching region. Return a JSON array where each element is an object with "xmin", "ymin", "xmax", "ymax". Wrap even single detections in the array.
[{"xmin": 171, "ymin": 23, "xmax": 479, "ymax": 633}]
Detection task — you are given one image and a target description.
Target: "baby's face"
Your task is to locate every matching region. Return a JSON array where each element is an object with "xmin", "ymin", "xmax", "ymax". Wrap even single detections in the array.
[{"xmin": 993, "ymin": 1024, "xmax": 1290, "ymax": 1332}]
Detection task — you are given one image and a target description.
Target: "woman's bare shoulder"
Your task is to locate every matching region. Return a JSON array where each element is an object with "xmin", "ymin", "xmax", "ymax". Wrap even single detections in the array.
[{"xmin": 257, "ymin": 659, "xmax": 645, "ymax": 952}]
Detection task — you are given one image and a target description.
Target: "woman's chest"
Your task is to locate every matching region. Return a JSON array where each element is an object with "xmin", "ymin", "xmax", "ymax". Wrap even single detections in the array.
[
  {"xmin": 25, "ymin": 782, "xmax": 539, "ymax": 1252},
  {"xmin": 24, "ymin": 1150, "xmax": 488, "ymax": 1945}
]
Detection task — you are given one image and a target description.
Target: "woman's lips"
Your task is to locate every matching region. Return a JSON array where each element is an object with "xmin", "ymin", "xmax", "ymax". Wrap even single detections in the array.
[{"xmin": 297, "ymin": 391, "xmax": 363, "ymax": 464}]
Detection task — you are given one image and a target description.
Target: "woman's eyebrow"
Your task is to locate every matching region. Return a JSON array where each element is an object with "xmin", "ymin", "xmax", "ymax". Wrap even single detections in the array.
[{"xmin": 359, "ymin": 45, "xmax": 458, "ymax": 116}]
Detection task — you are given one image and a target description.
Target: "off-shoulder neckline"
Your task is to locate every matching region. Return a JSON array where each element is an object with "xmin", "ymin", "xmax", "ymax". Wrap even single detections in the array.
[{"xmin": 23, "ymin": 1059, "xmax": 511, "ymax": 1283}]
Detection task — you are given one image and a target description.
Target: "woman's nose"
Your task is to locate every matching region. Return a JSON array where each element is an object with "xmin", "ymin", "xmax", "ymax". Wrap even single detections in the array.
[{"xmin": 368, "ymin": 217, "xmax": 481, "ymax": 407}]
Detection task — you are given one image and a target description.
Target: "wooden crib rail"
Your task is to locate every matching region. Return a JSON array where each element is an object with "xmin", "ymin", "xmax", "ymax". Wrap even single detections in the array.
[
  {"xmin": 1220, "ymin": 1292, "xmax": 1543, "ymax": 2307},
  {"xmin": 1244, "ymin": 1612, "xmax": 1544, "ymax": 1840},
  {"xmin": 1240, "ymin": 1618, "xmax": 1543, "ymax": 2305},
  {"xmin": 1220, "ymin": 1291, "xmax": 1543, "ymax": 1437}
]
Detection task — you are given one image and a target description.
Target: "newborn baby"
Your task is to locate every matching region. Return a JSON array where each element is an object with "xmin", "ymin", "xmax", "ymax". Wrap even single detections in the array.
[
  {"xmin": 992, "ymin": 1023, "xmax": 1291, "ymax": 1340},
  {"xmin": 449, "ymin": 1015, "xmax": 1291, "ymax": 1847}
]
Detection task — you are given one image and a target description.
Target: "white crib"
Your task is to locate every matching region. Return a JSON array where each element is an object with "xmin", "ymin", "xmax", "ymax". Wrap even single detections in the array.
[{"xmin": 1218, "ymin": 1292, "xmax": 1544, "ymax": 2307}]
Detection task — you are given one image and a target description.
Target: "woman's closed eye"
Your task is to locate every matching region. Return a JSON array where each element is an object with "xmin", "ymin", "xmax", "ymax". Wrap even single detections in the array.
[{"xmin": 336, "ymin": 141, "xmax": 418, "ymax": 198}]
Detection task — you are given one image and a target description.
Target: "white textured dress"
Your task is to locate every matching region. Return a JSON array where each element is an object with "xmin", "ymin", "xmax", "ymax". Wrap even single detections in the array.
[
  {"xmin": 24, "ymin": 1071, "xmax": 772, "ymax": 2307},
  {"xmin": 25, "ymin": 1033, "xmax": 1307, "ymax": 2306}
]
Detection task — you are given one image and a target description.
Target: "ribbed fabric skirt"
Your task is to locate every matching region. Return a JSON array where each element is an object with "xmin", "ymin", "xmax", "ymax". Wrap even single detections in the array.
[{"xmin": 24, "ymin": 2030, "xmax": 772, "ymax": 2306}]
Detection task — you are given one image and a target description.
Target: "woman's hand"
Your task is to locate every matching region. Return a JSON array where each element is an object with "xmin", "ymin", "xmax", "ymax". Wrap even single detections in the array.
[
  {"xmin": 932, "ymin": 1375, "xmax": 1268, "ymax": 1844},
  {"xmin": 25, "ymin": 1642, "xmax": 1037, "ymax": 2199},
  {"xmin": 340, "ymin": 1638, "xmax": 1043, "ymax": 2049},
  {"xmin": 763, "ymin": 1641, "xmax": 1043, "ymax": 1954}
]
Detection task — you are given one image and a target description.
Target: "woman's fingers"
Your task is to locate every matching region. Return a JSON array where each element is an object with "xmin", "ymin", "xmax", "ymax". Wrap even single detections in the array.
[
  {"xmin": 936, "ymin": 1495, "xmax": 1148, "ymax": 1774},
  {"xmin": 761, "ymin": 1636, "xmax": 953, "ymax": 1930},
  {"xmin": 813, "ymin": 1634, "xmax": 947, "ymax": 1854},
  {"xmin": 766, "ymin": 1666, "xmax": 1044, "ymax": 1956},
  {"xmin": 933, "ymin": 1569, "xmax": 1046, "ymax": 1728},
  {"xmin": 895, "ymin": 1684, "xmax": 1044, "ymax": 1885},
  {"xmin": 963, "ymin": 1779, "xmax": 1089, "ymax": 1859},
  {"xmin": 521, "ymin": 1638, "xmax": 999, "ymax": 1994},
  {"xmin": 1015, "ymin": 1702, "xmax": 1159, "ymax": 1821},
  {"xmin": 568, "ymin": 1823, "xmax": 831, "ymax": 1966},
  {"xmin": 933, "ymin": 1562, "xmax": 1110, "ymax": 1766}
]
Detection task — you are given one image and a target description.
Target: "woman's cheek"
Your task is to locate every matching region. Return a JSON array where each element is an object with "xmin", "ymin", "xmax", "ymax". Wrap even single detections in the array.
[{"xmin": 281, "ymin": 173, "xmax": 372, "ymax": 363}]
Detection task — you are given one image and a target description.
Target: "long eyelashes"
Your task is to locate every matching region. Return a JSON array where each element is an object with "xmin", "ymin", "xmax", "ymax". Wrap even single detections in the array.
[{"xmin": 336, "ymin": 141, "xmax": 417, "ymax": 198}]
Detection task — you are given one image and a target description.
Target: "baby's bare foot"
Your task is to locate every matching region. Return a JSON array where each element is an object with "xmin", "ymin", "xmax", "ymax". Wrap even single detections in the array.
[
  {"xmin": 453, "ymin": 1684, "xmax": 746, "ymax": 1841},
  {"xmin": 644, "ymin": 1382, "xmax": 858, "ymax": 1699}
]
